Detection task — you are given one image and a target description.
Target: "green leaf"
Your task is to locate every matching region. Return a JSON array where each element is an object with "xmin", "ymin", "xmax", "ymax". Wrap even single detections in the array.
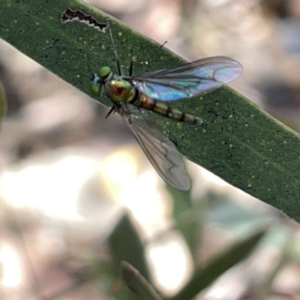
[
  {"xmin": 168, "ymin": 227, "xmax": 268, "ymax": 300},
  {"xmin": 0, "ymin": 82, "xmax": 7, "ymax": 129},
  {"xmin": 108, "ymin": 213, "xmax": 150, "ymax": 281},
  {"xmin": 1, "ymin": 1, "xmax": 300, "ymax": 221},
  {"xmin": 121, "ymin": 261, "xmax": 162, "ymax": 300},
  {"xmin": 167, "ymin": 186, "xmax": 205, "ymax": 260}
]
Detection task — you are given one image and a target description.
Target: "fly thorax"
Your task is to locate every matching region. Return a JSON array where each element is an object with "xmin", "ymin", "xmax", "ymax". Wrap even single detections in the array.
[{"xmin": 105, "ymin": 79, "xmax": 136, "ymax": 104}]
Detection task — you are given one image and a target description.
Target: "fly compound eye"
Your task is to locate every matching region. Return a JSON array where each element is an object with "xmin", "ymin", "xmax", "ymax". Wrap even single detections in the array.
[
  {"xmin": 91, "ymin": 82, "xmax": 101, "ymax": 96},
  {"xmin": 98, "ymin": 66, "xmax": 111, "ymax": 78}
]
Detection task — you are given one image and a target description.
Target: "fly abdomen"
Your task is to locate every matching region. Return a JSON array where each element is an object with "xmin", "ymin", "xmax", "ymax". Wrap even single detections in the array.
[{"xmin": 137, "ymin": 93, "xmax": 203, "ymax": 125}]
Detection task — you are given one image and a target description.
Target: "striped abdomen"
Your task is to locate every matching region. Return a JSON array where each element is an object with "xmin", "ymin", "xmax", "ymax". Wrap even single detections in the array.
[{"xmin": 134, "ymin": 93, "xmax": 203, "ymax": 125}]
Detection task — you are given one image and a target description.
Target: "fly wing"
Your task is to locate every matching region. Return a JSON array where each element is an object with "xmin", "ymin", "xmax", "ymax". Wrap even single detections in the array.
[
  {"xmin": 126, "ymin": 57, "xmax": 242, "ymax": 101},
  {"xmin": 117, "ymin": 104, "xmax": 190, "ymax": 190}
]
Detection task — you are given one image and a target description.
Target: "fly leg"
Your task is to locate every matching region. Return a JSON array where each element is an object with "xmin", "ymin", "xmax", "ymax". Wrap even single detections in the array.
[
  {"xmin": 128, "ymin": 41, "xmax": 167, "ymax": 76},
  {"xmin": 128, "ymin": 56, "xmax": 148, "ymax": 76},
  {"xmin": 105, "ymin": 19, "xmax": 122, "ymax": 76},
  {"xmin": 105, "ymin": 106, "xmax": 116, "ymax": 119}
]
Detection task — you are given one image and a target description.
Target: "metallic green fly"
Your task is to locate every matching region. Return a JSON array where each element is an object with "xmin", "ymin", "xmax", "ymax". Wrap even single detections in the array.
[
  {"xmin": 91, "ymin": 54, "xmax": 242, "ymax": 190},
  {"xmin": 85, "ymin": 22, "xmax": 241, "ymax": 190}
]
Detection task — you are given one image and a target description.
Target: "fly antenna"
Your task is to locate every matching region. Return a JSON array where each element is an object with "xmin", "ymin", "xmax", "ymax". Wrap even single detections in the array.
[{"xmin": 106, "ymin": 19, "xmax": 122, "ymax": 76}]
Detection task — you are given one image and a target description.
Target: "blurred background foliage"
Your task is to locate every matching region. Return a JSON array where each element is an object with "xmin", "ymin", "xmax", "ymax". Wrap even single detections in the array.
[{"xmin": 1, "ymin": 0, "xmax": 300, "ymax": 299}]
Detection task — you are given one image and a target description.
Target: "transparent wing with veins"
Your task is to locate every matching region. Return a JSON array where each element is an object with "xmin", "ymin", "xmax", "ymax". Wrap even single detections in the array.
[
  {"xmin": 117, "ymin": 104, "xmax": 190, "ymax": 190},
  {"xmin": 125, "ymin": 57, "xmax": 242, "ymax": 101}
]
